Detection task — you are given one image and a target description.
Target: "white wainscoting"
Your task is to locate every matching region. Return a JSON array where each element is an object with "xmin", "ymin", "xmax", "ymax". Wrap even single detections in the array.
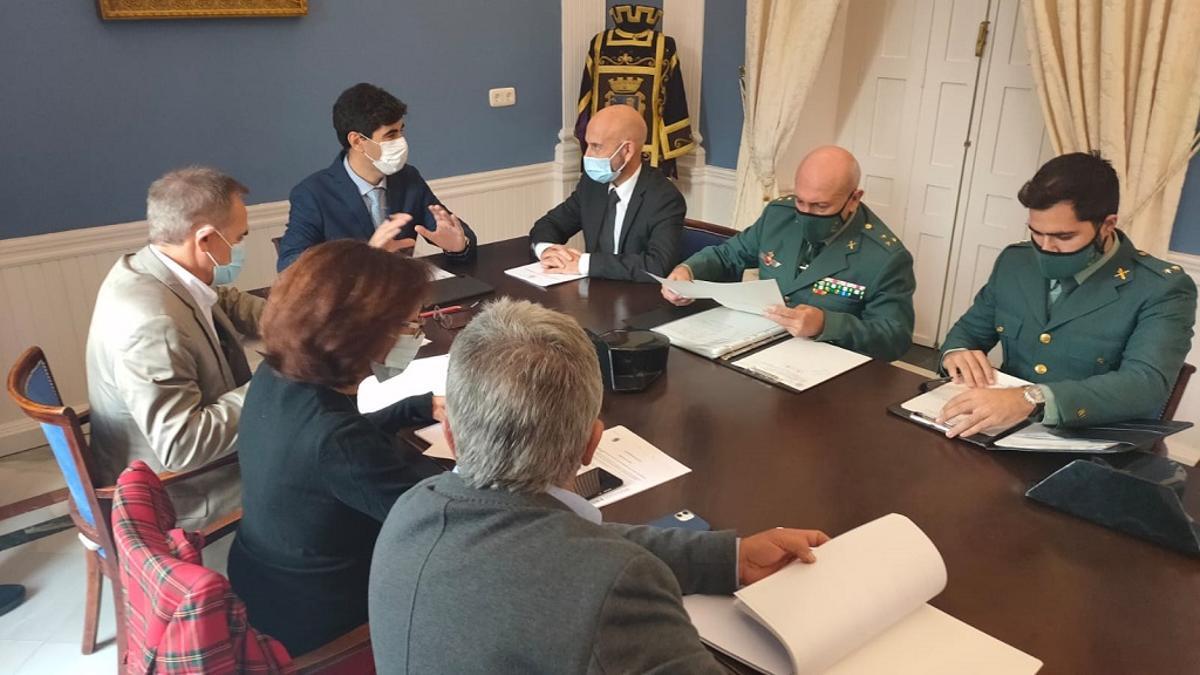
[{"xmin": 0, "ymin": 161, "xmax": 559, "ymax": 456}]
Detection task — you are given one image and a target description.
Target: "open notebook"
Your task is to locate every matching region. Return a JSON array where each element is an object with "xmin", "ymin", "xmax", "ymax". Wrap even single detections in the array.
[
  {"xmin": 651, "ymin": 307, "xmax": 788, "ymax": 359},
  {"xmin": 683, "ymin": 514, "xmax": 1041, "ymax": 675}
]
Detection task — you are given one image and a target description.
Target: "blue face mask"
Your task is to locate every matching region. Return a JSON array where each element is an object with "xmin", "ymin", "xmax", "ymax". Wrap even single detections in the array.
[
  {"xmin": 204, "ymin": 230, "xmax": 246, "ymax": 286},
  {"xmin": 583, "ymin": 141, "xmax": 630, "ymax": 184}
]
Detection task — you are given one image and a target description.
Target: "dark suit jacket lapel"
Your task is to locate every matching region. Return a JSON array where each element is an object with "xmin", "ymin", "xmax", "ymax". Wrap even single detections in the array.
[
  {"xmin": 134, "ymin": 247, "xmax": 236, "ymax": 386},
  {"xmin": 326, "ymin": 153, "xmax": 377, "ymax": 239},
  {"xmin": 1044, "ymin": 234, "xmax": 1135, "ymax": 332},
  {"xmin": 616, "ymin": 167, "xmax": 649, "ymax": 254}
]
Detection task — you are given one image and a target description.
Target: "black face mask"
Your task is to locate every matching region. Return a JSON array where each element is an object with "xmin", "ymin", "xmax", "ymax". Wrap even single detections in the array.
[
  {"xmin": 795, "ymin": 195, "xmax": 854, "ymax": 245},
  {"xmin": 1031, "ymin": 226, "xmax": 1107, "ymax": 280}
]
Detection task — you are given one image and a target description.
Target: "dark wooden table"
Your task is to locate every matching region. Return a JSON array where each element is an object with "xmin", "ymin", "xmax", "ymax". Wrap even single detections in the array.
[{"xmin": 409, "ymin": 237, "xmax": 1200, "ymax": 674}]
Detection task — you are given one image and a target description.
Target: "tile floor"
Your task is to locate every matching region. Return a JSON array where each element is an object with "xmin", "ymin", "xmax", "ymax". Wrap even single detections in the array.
[{"xmin": 0, "ymin": 528, "xmax": 232, "ymax": 674}]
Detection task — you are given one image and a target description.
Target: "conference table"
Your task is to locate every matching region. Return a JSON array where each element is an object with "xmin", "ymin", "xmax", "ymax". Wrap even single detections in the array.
[{"xmin": 401, "ymin": 237, "xmax": 1200, "ymax": 674}]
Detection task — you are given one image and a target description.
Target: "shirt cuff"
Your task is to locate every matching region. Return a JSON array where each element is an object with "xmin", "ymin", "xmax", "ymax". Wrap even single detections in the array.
[
  {"xmin": 578, "ymin": 253, "xmax": 591, "ymax": 276},
  {"xmin": 533, "ymin": 242, "xmax": 552, "ymax": 259},
  {"xmin": 1039, "ymin": 384, "xmax": 1061, "ymax": 426},
  {"xmin": 939, "ymin": 347, "xmax": 969, "ymax": 374}
]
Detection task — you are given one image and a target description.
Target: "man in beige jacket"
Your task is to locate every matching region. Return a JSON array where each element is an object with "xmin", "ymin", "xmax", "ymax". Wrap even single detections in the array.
[{"xmin": 86, "ymin": 166, "xmax": 264, "ymax": 528}]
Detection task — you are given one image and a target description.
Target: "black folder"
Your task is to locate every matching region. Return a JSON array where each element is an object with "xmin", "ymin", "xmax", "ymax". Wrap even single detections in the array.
[
  {"xmin": 1026, "ymin": 453, "xmax": 1200, "ymax": 556},
  {"xmin": 423, "ymin": 275, "xmax": 494, "ymax": 309}
]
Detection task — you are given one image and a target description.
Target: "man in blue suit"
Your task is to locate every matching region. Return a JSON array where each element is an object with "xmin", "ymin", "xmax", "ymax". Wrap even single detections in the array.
[{"xmin": 278, "ymin": 83, "xmax": 477, "ymax": 271}]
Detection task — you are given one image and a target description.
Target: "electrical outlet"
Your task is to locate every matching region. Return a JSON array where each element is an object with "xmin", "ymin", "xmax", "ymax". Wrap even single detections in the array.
[{"xmin": 488, "ymin": 87, "xmax": 516, "ymax": 108}]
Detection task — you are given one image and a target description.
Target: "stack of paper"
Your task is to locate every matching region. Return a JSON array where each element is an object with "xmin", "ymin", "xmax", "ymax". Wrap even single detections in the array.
[
  {"xmin": 652, "ymin": 307, "xmax": 788, "ymax": 359},
  {"xmin": 684, "ymin": 514, "xmax": 1042, "ymax": 674},
  {"xmin": 730, "ymin": 338, "xmax": 871, "ymax": 392},
  {"xmin": 505, "ymin": 262, "xmax": 586, "ymax": 287},
  {"xmin": 993, "ymin": 424, "xmax": 1119, "ymax": 452}
]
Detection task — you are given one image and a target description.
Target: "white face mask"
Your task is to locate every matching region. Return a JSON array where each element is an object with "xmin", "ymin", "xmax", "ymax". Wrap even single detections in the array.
[
  {"xmin": 371, "ymin": 331, "xmax": 424, "ymax": 381},
  {"xmin": 360, "ymin": 134, "xmax": 409, "ymax": 175}
]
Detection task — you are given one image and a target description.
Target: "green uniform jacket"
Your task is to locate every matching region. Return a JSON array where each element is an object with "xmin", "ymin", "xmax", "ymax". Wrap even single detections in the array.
[
  {"xmin": 681, "ymin": 198, "xmax": 916, "ymax": 361},
  {"xmin": 941, "ymin": 232, "xmax": 1197, "ymax": 427}
]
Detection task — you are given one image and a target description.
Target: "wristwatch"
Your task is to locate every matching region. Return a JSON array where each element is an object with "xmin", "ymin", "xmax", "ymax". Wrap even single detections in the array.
[{"xmin": 1022, "ymin": 385, "xmax": 1046, "ymax": 419}]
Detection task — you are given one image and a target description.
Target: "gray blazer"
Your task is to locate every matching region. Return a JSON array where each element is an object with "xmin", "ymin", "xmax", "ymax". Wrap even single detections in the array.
[
  {"xmin": 85, "ymin": 246, "xmax": 263, "ymax": 527},
  {"xmin": 369, "ymin": 472, "xmax": 736, "ymax": 674}
]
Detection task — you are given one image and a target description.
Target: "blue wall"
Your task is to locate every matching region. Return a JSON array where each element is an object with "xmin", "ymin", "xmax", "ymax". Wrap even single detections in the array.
[
  {"xmin": 1168, "ymin": 151, "xmax": 1200, "ymax": 254},
  {"xmin": 700, "ymin": 0, "xmax": 745, "ymax": 169},
  {"xmin": 0, "ymin": 1, "xmax": 560, "ymax": 239}
]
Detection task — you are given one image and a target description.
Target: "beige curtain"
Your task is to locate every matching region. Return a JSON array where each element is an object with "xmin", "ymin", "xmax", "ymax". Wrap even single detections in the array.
[
  {"xmin": 1021, "ymin": 0, "xmax": 1200, "ymax": 255},
  {"xmin": 731, "ymin": 0, "xmax": 842, "ymax": 230}
]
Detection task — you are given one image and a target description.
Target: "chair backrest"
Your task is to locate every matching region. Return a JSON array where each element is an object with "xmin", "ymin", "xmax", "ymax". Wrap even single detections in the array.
[
  {"xmin": 271, "ymin": 236, "xmax": 282, "ymax": 255},
  {"xmin": 681, "ymin": 218, "xmax": 738, "ymax": 260},
  {"xmin": 1161, "ymin": 362, "xmax": 1196, "ymax": 422},
  {"xmin": 6, "ymin": 347, "xmax": 113, "ymax": 555}
]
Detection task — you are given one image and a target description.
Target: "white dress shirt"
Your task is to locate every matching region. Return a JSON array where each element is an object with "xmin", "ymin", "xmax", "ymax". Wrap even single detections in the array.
[
  {"xmin": 546, "ymin": 484, "xmax": 603, "ymax": 524},
  {"xmin": 149, "ymin": 245, "xmax": 218, "ymax": 337},
  {"xmin": 535, "ymin": 164, "xmax": 643, "ymax": 276}
]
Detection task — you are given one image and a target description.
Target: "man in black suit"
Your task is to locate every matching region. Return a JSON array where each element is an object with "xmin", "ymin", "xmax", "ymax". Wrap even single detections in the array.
[{"xmin": 531, "ymin": 104, "xmax": 685, "ymax": 281}]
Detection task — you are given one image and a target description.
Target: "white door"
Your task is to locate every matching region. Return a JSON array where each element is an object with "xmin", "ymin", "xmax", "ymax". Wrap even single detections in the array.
[
  {"xmin": 937, "ymin": 0, "xmax": 1053, "ymax": 343},
  {"xmin": 835, "ymin": 0, "xmax": 993, "ymax": 347}
]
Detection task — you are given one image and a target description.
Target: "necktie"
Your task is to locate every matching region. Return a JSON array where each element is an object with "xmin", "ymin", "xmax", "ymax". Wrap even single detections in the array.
[
  {"xmin": 1048, "ymin": 277, "xmax": 1078, "ymax": 311},
  {"xmin": 599, "ymin": 189, "xmax": 621, "ymax": 254},
  {"xmin": 797, "ymin": 240, "xmax": 823, "ymax": 272},
  {"xmin": 366, "ymin": 187, "xmax": 386, "ymax": 228}
]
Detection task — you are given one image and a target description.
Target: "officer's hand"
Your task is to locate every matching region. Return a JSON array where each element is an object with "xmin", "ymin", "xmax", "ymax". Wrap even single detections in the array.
[
  {"xmin": 937, "ymin": 387, "xmax": 1034, "ymax": 439},
  {"xmin": 415, "ymin": 205, "xmax": 469, "ymax": 253},
  {"xmin": 943, "ymin": 349, "xmax": 996, "ymax": 387},
  {"xmin": 738, "ymin": 528, "xmax": 831, "ymax": 586},
  {"xmin": 765, "ymin": 304, "xmax": 825, "ymax": 338},
  {"xmin": 540, "ymin": 245, "xmax": 582, "ymax": 274},
  {"xmin": 368, "ymin": 214, "xmax": 417, "ymax": 254},
  {"xmin": 662, "ymin": 265, "xmax": 694, "ymax": 306}
]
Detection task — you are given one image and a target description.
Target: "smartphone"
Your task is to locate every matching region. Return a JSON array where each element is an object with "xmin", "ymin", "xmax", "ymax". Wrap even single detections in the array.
[
  {"xmin": 647, "ymin": 510, "xmax": 711, "ymax": 531},
  {"xmin": 572, "ymin": 467, "xmax": 623, "ymax": 500}
]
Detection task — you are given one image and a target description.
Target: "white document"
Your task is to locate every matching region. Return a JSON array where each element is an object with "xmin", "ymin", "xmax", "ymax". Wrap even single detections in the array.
[
  {"xmin": 900, "ymin": 371, "xmax": 1031, "ymax": 437},
  {"xmin": 428, "ymin": 266, "xmax": 456, "ymax": 281},
  {"xmin": 649, "ymin": 273, "xmax": 785, "ymax": 315},
  {"xmin": 683, "ymin": 514, "xmax": 1041, "ymax": 675},
  {"xmin": 652, "ymin": 307, "xmax": 788, "ymax": 359},
  {"xmin": 505, "ymin": 261, "xmax": 586, "ymax": 287},
  {"xmin": 415, "ymin": 422, "xmax": 455, "ymax": 460},
  {"xmin": 731, "ymin": 338, "xmax": 871, "ymax": 392},
  {"xmin": 356, "ymin": 354, "xmax": 449, "ymax": 414},
  {"xmin": 992, "ymin": 423, "xmax": 1119, "ymax": 452},
  {"xmin": 413, "ymin": 424, "xmax": 689, "ymax": 506},
  {"xmin": 582, "ymin": 425, "xmax": 691, "ymax": 507}
]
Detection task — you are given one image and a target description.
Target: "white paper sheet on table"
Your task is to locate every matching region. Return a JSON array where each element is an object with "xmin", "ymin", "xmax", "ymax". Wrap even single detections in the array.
[
  {"xmin": 412, "ymin": 424, "xmax": 689, "ymax": 507},
  {"xmin": 992, "ymin": 423, "xmax": 1119, "ymax": 452},
  {"xmin": 357, "ymin": 354, "xmax": 449, "ymax": 413},
  {"xmin": 683, "ymin": 514, "xmax": 1041, "ymax": 675},
  {"xmin": 900, "ymin": 371, "xmax": 1031, "ymax": 437},
  {"xmin": 428, "ymin": 266, "xmax": 456, "ymax": 281},
  {"xmin": 731, "ymin": 338, "xmax": 871, "ymax": 392},
  {"xmin": 648, "ymin": 273, "xmax": 784, "ymax": 315},
  {"xmin": 505, "ymin": 262, "xmax": 586, "ymax": 287}
]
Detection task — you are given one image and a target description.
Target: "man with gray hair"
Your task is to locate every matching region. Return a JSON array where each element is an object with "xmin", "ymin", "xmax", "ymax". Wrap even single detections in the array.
[
  {"xmin": 85, "ymin": 166, "xmax": 264, "ymax": 527},
  {"xmin": 369, "ymin": 299, "xmax": 829, "ymax": 673}
]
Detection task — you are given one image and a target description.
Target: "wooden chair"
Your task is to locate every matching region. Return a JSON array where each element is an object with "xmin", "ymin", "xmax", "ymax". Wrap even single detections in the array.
[
  {"xmin": 681, "ymin": 218, "xmax": 738, "ymax": 260},
  {"xmin": 5, "ymin": 346, "xmax": 237, "ymax": 663},
  {"xmin": 271, "ymin": 235, "xmax": 282, "ymax": 255},
  {"xmin": 1161, "ymin": 362, "xmax": 1196, "ymax": 422}
]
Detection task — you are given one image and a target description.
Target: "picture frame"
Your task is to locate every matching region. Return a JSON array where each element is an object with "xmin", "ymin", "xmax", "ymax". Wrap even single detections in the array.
[{"xmin": 97, "ymin": 0, "xmax": 307, "ymax": 21}]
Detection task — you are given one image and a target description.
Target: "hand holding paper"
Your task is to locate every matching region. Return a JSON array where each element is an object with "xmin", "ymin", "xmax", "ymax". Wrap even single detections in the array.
[{"xmin": 649, "ymin": 272, "xmax": 785, "ymax": 315}]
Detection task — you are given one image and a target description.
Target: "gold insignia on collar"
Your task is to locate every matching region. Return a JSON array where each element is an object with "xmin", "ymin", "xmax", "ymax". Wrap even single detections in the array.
[
  {"xmin": 1114, "ymin": 267, "xmax": 1129, "ymax": 280},
  {"xmin": 847, "ymin": 240, "xmax": 857, "ymax": 251},
  {"xmin": 1165, "ymin": 267, "xmax": 1175, "ymax": 274}
]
